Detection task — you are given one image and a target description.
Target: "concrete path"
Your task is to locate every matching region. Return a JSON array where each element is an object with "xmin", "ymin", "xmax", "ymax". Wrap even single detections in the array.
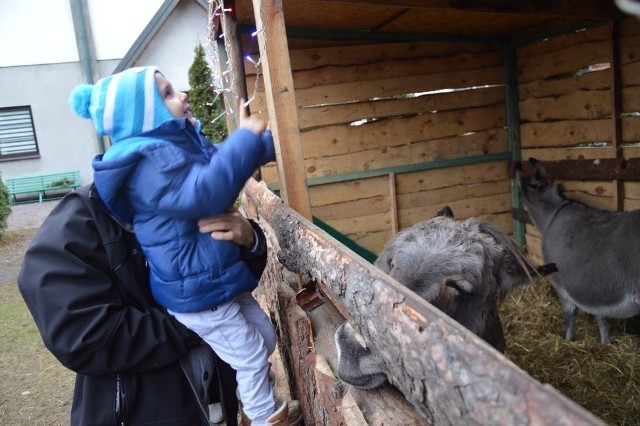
[{"xmin": 6, "ymin": 200, "xmax": 60, "ymax": 231}]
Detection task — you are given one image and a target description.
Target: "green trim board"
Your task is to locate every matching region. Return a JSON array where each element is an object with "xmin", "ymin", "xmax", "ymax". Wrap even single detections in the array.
[{"xmin": 503, "ymin": 45, "xmax": 525, "ymax": 248}]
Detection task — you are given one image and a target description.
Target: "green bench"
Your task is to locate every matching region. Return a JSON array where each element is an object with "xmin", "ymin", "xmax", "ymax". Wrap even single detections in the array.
[{"xmin": 5, "ymin": 171, "xmax": 81, "ymax": 204}]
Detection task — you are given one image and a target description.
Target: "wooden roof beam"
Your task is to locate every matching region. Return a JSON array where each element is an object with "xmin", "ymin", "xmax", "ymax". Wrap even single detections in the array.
[{"xmin": 314, "ymin": 0, "xmax": 620, "ymax": 19}]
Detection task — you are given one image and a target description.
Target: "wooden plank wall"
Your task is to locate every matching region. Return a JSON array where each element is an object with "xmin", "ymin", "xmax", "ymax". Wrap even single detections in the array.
[
  {"xmin": 517, "ymin": 18, "xmax": 640, "ymax": 263},
  {"xmin": 244, "ymin": 36, "xmax": 511, "ymax": 256}
]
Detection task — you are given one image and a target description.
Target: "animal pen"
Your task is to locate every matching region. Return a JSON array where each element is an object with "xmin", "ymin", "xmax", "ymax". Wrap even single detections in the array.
[{"xmin": 208, "ymin": 1, "xmax": 640, "ymax": 424}]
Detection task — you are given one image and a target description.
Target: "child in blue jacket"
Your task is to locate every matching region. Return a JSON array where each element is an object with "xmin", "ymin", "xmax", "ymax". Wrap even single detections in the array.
[{"xmin": 69, "ymin": 66, "xmax": 301, "ymax": 425}]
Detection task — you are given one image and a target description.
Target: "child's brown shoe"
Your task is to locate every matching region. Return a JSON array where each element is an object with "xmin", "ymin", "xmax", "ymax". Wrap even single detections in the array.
[{"xmin": 265, "ymin": 400, "xmax": 303, "ymax": 425}]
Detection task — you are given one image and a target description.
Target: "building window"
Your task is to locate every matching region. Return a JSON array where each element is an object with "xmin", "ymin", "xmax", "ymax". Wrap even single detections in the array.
[{"xmin": 0, "ymin": 106, "xmax": 40, "ymax": 160}]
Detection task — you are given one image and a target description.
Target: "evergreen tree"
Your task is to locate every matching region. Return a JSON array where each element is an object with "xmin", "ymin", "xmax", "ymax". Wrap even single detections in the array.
[
  {"xmin": 0, "ymin": 173, "xmax": 11, "ymax": 238},
  {"xmin": 188, "ymin": 44, "xmax": 228, "ymax": 142}
]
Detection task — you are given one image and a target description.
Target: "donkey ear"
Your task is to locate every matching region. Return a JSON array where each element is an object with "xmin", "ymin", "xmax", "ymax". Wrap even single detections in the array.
[
  {"xmin": 478, "ymin": 222, "xmax": 539, "ymax": 293},
  {"xmin": 530, "ymin": 157, "xmax": 548, "ymax": 181},
  {"xmin": 436, "ymin": 205, "xmax": 454, "ymax": 218}
]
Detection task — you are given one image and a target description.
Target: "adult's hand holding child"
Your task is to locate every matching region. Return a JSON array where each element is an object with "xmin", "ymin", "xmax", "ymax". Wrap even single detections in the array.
[{"xmin": 198, "ymin": 208, "xmax": 255, "ymax": 249}]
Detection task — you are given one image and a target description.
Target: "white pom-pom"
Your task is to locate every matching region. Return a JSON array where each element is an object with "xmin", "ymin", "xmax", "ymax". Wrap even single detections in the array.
[{"xmin": 69, "ymin": 84, "xmax": 93, "ymax": 118}]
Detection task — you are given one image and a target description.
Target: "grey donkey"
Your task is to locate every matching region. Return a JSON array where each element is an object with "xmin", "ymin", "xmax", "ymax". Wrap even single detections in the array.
[
  {"xmin": 335, "ymin": 206, "xmax": 556, "ymax": 389},
  {"xmin": 516, "ymin": 157, "xmax": 640, "ymax": 343}
]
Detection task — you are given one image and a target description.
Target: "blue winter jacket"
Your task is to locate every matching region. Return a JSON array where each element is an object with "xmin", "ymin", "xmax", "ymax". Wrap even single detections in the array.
[{"xmin": 92, "ymin": 118, "xmax": 275, "ymax": 312}]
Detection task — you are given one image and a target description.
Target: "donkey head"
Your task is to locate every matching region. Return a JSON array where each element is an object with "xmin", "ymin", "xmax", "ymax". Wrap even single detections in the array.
[
  {"xmin": 515, "ymin": 158, "xmax": 566, "ymax": 205},
  {"xmin": 374, "ymin": 210, "xmax": 543, "ymax": 352},
  {"xmin": 335, "ymin": 207, "xmax": 555, "ymax": 389},
  {"xmin": 515, "ymin": 158, "xmax": 567, "ymax": 230}
]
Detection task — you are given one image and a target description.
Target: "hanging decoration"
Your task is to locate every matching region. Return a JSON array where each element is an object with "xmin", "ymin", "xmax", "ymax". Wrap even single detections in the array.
[{"xmin": 206, "ymin": 0, "xmax": 265, "ymax": 125}]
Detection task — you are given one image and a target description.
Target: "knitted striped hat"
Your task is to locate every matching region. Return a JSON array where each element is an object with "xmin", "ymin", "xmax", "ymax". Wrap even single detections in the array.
[{"xmin": 69, "ymin": 66, "xmax": 175, "ymax": 143}]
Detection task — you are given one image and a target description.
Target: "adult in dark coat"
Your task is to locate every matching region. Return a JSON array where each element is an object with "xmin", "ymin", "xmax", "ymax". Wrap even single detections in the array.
[{"xmin": 18, "ymin": 184, "xmax": 268, "ymax": 425}]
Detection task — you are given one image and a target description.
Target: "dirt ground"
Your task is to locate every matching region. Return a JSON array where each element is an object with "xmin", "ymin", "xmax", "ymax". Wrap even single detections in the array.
[{"xmin": 0, "ymin": 225, "xmax": 74, "ymax": 426}]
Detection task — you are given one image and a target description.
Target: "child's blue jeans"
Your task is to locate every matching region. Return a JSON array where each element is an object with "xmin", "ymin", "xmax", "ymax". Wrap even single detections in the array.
[{"xmin": 169, "ymin": 292, "xmax": 277, "ymax": 423}]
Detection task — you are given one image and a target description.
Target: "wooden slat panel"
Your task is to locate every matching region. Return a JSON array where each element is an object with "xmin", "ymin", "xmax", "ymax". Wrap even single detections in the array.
[
  {"xmin": 345, "ymin": 228, "xmax": 390, "ymax": 255},
  {"xmin": 395, "ymin": 160, "xmax": 509, "ymax": 193},
  {"xmin": 518, "ymin": 25, "xmax": 610, "ymax": 83},
  {"xmin": 312, "ymin": 194, "xmax": 389, "ymax": 221},
  {"xmin": 399, "ymin": 192, "xmax": 512, "ymax": 229},
  {"xmin": 248, "ymin": 66, "xmax": 505, "ymax": 106},
  {"xmin": 320, "ymin": 210, "xmax": 388, "ymax": 235},
  {"xmin": 285, "ymin": 40, "xmax": 502, "ymax": 71},
  {"xmin": 623, "ymin": 181, "xmax": 640, "ymax": 199},
  {"xmin": 397, "ymin": 180, "xmax": 510, "ymax": 212},
  {"xmin": 250, "ymin": 85, "xmax": 505, "ymax": 130},
  {"xmin": 620, "ymin": 16, "xmax": 640, "ymax": 38},
  {"xmin": 308, "ymin": 175, "xmax": 388, "ymax": 207},
  {"xmin": 303, "ymin": 129, "xmax": 506, "ymax": 178},
  {"xmin": 306, "ymin": 86, "xmax": 503, "ymax": 129},
  {"xmin": 521, "ymin": 119, "xmax": 610, "ymax": 147},
  {"xmin": 520, "ymin": 87, "xmax": 611, "ymax": 121},
  {"xmin": 622, "ymin": 84, "xmax": 640, "ymax": 112},
  {"xmin": 518, "ymin": 68, "xmax": 609, "ymax": 101},
  {"xmin": 477, "ymin": 211, "xmax": 514, "ymax": 235},
  {"xmin": 267, "ymin": 49, "xmax": 504, "ymax": 91},
  {"xmin": 301, "ymin": 106, "xmax": 505, "ymax": 159}
]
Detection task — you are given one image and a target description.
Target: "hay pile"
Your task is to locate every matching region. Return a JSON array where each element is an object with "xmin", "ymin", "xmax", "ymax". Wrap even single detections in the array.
[{"xmin": 500, "ymin": 279, "xmax": 640, "ymax": 426}]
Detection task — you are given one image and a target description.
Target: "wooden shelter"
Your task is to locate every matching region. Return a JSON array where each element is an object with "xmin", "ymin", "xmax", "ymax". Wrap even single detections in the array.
[{"xmin": 209, "ymin": 1, "xmax": 639, "ymax": 424}]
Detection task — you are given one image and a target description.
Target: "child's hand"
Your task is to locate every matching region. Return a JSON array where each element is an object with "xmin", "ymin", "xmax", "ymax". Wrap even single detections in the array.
[{"xmin": 238, "ymin": 98, "xmax": 266, "ymax": 135}]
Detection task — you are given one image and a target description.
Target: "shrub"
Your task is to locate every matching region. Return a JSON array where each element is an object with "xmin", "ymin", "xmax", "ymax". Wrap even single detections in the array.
[{"xmin": 0, "ymin": 174, "xmax": 11, "ymax": 237}]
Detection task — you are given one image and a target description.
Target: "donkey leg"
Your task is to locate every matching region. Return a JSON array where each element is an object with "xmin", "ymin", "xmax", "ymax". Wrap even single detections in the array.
[
  {"xmin": 595, "ymin": 315, "xmax": 612, "ymax": 344},
  {"xmin": 559, "ymin": 298, "xmax": 578, "ymax": 341}
]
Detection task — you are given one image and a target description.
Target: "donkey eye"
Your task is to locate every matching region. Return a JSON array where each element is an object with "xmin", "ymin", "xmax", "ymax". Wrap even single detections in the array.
[{"xmin": 444, "ymin": 278, "xmax": 473, "ymax": 296}]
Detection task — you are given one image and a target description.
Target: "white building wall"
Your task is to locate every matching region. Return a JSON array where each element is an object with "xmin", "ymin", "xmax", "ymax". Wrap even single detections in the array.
[
  {"xmin": 0, "ymin": 0, "xmax": 78, "ymax": 66},
  {"xmin": 0, "ymin": 0, "xmax": 210, "ymax": 186},
  {"xmin": 0, "ymin": 63, "xmax": 98, "ymax": 184},
  {"xmin": 87, "ymin": 0, "xmax": 165, "ymax": 60},
  {"xmin": 0, "ymin": 0, "xmax": 164, "ymax": 66},
  {"xmin": 134, "ymin": 0, "xmax": 211, "ymax": 91}
]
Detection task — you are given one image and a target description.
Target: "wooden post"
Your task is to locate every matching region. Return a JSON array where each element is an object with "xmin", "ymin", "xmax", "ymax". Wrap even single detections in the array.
[
  {"xmin": 610, "ymin": 20, "xmax": 624, "ymax": 211},
  {"xmin": 388, "ymin": 173, "xmax": 398, "ymax": 235},
  {"xmin": 251, "ymin": 0, "xmax": 312, "ymax": 220}
]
